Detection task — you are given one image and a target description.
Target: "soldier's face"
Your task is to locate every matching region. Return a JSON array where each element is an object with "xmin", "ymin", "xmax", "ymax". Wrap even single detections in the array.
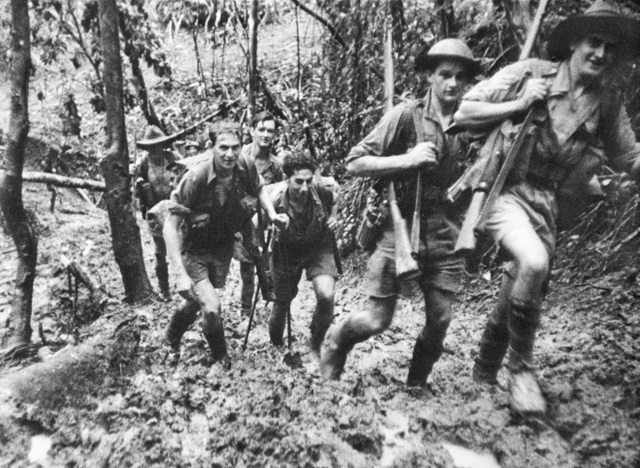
[
  {"xmin": 570, "ymin": 34, "xmax": 618, "ymax": 81},
  {"xmin": 427, "ymin": 60, "xmax": 469, "ymax": 106},
  {"xmin": 213, "ymin": 133, "xmax": 241, "ymax": 171},
  {"xmin": 251, "ymin": 119, "xmax": 276, "ymax": 149},
  {"xmin": 287, "ymin": 168, "xmax": 314, "ymax": 202}
]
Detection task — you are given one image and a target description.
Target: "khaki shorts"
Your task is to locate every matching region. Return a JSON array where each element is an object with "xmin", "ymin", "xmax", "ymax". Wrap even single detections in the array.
[
  {"xmin": 483, "ymin": 182, "xmax": 558, "ymax": 274},
  {"xmin": 182, "ymin": 243, "xmax": 234, "ymax": 288},
  {"xmin": 365, "ymin": 224, "xmax": 465, "ymax": 298},
  {"xmin": 272, "ymin": 234, "xmax": 339, "ymax": 302}
]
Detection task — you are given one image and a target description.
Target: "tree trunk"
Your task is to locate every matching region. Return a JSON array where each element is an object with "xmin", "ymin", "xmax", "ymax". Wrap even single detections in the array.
[
  {"xmin": 435, "ymin": 0, "xmax": 457, "ymax": 37},
  {"xmin": 0, "ymin": 0, "xmax": 38, "ymax": 349},
  {"xmin": 98, "ymin": 0, "xmax": 153, "ymax": 304},
  {"xmin": 248, "ymin": 0, "xmax": 259, "ymax": 119}
]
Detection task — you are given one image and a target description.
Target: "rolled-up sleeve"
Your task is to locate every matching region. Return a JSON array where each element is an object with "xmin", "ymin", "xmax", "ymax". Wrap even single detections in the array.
[{"xmin": 463, "ymin": 61, "xmax": 532, "ymax": 104}]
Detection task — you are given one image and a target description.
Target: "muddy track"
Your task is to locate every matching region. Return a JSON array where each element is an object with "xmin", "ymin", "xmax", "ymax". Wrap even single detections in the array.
[{"xmin": 1, "ymin": 180, "xmax": 639, "ymax": 467}]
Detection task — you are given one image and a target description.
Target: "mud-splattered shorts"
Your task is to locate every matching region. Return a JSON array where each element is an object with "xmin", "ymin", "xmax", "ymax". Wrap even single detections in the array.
[
  {"xmin": 365, "ymin": 222, "xmax": 465, "ymax": 299},
  {"xmin": 272, "ymin": 234, "xmax": 339, "ymax": 302},
  {"xmin": 182, "ymin": 243, "xmax": 234, "ymax": 288}
]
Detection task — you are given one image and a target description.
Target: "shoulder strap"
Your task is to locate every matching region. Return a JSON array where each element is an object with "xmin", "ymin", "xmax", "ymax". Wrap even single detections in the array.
[{"xmin": 411, "ymin": 101, "xmax": 428, "ymax": 144}]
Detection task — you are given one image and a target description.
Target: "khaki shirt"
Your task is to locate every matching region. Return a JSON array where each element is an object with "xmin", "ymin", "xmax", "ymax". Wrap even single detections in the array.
[
  {"xmin": 134, "ymin": 150, "xmax": 182, "ymax": 206},
  {"xmin": 463, "ymin": 58, "xmax": 640, "ymax": 185},
  {"xmin": 346, "ymin": 89, "xmax": 469, "ymax": 219},
  {"xmin": 173, "ymin": 153, "xmax": 262, "ymax": 250}
]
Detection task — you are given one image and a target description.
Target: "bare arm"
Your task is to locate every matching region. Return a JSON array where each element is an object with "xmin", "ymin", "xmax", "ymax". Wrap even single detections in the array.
[
  {"xmin": 259, "ymin": 185, "xmax": 288, "ymax": 229},
  {"xmin": 346, "ymin": 142, "xmax": 438, "ymax": 178},
  {"xmin": 163, "ymin": 212, "xmax": 196, "ymax": 299},
  {"xmin": 454, "ymin": 78, "xmax": 549, "ymax": 129}
]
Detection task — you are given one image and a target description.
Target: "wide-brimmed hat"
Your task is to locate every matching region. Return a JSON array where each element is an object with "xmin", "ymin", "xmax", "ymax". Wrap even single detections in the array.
[
  {"xmin": 137, "ymin": 125, "xmax": 172, "ymax": 150},
  {"xmin": 547, "ymin": 0, "xmax": 640, "ymax": 60},
  {"xmin": 415, "ymin": 38, "xmax": 482, "ymax": 76}
]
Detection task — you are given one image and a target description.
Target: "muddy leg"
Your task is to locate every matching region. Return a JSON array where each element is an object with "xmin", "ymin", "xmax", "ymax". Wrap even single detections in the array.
[
  {"xmin": 407, "ymin": 288, "xmax": 454, "ymax": 387},
  {"xmin": 193, "ymin": 278, "xmax": 228, "ymax": 362},
  {"xmin": 309, "ymin": 275, "xmax": 335, "ymax": 355},
  {"xmin": 153, "ymin": 237, "xmax": 170, "ymax": 297},
  {"xmin": 240, "ymin": 260, "xmax": 255, "ymax": 315},
  {"xmin": 166, "ymin": 299, "xmax": 200, "ymax": 350},
  {"xmin": 269, "ymin": 300, "xmax": 289, "ymax": 346},
  {"xmin": 320, "ymin": 296, "xmax": 396, "ymax": 380}
]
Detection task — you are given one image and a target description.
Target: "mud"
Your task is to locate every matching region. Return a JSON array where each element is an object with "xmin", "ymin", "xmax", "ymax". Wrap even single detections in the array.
[{"xmin": 1, "ymin": 181, "xmax": 639, "ymax": 468}]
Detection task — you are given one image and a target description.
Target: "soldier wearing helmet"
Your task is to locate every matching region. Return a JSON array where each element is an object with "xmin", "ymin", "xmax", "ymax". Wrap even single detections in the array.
[{"xmin": 321, "ymin": 38, "xmax": 481, "ymax": 387}]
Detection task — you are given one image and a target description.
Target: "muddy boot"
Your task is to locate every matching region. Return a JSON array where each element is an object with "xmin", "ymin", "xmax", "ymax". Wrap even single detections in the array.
[
  {"xmin": 320, "ymin": 322, "xmax": 356, "ymax": 381},
  {"xmin": 506, "ymin": 301, "xmax": 545, "ymax": 413},
  {"xmin": 473, "ymin": 274, "xmax": 512, "ymax": 385},
  {"xmin": 202, "ymin": 312, "xmax": 228, "ymax": 363},
  {"xmin": 165, "ymin": 300, "xmax": 200, "ymax": 351},
  {"xmin": 406, "ymin": 335, "xmax": 443, "ymax": 388},
  {"xmin": 269, "ymin": 302, "xmax": 288, "ymax": 347},
  {"xmin": 509, "ymin": 371, "xmax": 546, "ymax": 414},
  {"xmin": 473, "ymin": 321, "xmax": 509, "ymax": 385}
]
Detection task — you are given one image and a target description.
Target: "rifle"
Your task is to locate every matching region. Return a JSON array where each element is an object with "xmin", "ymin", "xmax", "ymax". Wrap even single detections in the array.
[
  {"xmin": 384, "ymin": 18, "xmax": 420, "ymax": 279},
  {"xmin": 410, "ymin": 104, "xmax": 430, "ymax": 259},
  {"xmin": 452, "ymin": 0, "xmax": 550, "ymax": 256},
  {"xmin": 252, "ymin": 209, "xmax": 276, "ymax": 302}
]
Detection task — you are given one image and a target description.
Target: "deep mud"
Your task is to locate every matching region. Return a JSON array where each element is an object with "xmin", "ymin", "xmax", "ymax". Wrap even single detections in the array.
[{"xmin": 1, "ymin": 179, "xmax": 639, "ymax": 468}]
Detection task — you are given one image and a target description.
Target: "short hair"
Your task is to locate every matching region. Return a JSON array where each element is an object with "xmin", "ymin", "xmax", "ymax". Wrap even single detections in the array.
[
  {"xmin": 282, "ymin": 152, "xmax": 317, "ymax": 177},
  {"xmin": 208, "ymin": 120, "xmax": 242, "ymax": 145},
  {"xmin": 250, "ymin": 110, "xmax": 277, "ymax": 129}
]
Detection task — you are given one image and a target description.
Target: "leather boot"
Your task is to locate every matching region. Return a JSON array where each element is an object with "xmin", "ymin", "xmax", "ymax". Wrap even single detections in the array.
[
  {"xmin": 202, "ymin": 312, "xmax": 228, "ymax": 362},
  {"xmin": 165, "ymin": 300, "xmax": 200, "ymax": 351}
]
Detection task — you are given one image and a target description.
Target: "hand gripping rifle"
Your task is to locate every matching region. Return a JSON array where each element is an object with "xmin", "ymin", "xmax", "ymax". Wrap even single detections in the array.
[
  {"xmin": 450, "ymin": 0, "xmax": 550, "ymax": 256},
  {"xmin": 384, "ymin": 19, "xmax": 420, "ymax": 280}
]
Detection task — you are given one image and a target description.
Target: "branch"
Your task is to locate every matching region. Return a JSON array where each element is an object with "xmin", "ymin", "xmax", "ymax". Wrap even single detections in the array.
[
  {"xmin": 21, "ymin": 171, "xmax": 106, "ymax": 191},
  {"xmin": 288, "ymin": 0, "xmax": 347, "ymax": 49}
]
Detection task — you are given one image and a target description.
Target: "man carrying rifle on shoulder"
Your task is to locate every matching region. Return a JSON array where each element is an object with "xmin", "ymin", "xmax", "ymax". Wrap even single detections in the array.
[
  {"xmin": 268, "ymin": 153, "xmax": 340, "ymax": 353},
  {"xmin": 454, "ymin": 0, "xmax": 640, "ymax": 414},
  {"xmin": 321, "ymin": 39, "xmax": 481, "ymax": 387}
]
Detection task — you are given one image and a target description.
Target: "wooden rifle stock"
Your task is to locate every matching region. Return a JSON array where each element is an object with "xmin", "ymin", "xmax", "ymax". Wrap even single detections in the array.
[
  {"xmin": 452, "ymin": 0, "xmax": 549, "ymax": 256},
  {"xmin": 388, "ymin": 181, "xmax": 420, "ymax": 280},
  {"xmin": 410, "ymin": 173, "xmax": 422, "ymax": 258}
]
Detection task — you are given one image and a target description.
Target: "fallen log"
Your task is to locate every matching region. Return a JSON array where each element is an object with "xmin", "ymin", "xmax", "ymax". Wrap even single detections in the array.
[
  {"xmin": 0, "ymin": 315, "xmax": 141, "ymax": 465},
  {"xmin": 22, "ymin": 171, "xmax": 106, "ymax": 191}
]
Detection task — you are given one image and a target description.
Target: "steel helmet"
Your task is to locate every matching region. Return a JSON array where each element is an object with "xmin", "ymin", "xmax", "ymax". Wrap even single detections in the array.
[{"xmin": 415, "ymin": 38, "xmax": 482, "ymax": 76}]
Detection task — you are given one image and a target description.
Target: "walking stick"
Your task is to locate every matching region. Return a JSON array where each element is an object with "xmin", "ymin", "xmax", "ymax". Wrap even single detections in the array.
[{"xmin": 278, "ymin": 238, "xmax": 293, "ymax": 350}]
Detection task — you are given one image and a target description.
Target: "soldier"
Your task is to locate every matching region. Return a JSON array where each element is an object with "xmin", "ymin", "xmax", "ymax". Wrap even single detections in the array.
[
  {"xmin": 163, "ymin": 120, "xmax": 287, "ymax": 365},
  {"xmin": 268, "ymin": 153, "xmax": 340, "ymax": 353},
  {"xmin": 133, "ymin": 125, "xmax": 182, "ymax": 298},
  {"xmin": 454, "ymin": 0, "xmax": 640, "ymax": 413},
  {"xmin": 237, "ymin": 111, "xmax": 285, "ymax": 316},
  {"xmin": 320, "ymin": 39, "xmax": 481, "ymax": 387}
]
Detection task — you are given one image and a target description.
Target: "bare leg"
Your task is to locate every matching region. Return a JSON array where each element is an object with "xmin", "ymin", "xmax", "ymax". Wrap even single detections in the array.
[
  {"xmin": 320, "ymin": 295, "xmax": 396, "ymax": 380},
  {"xmin": 309, "ymin": 274, "xmax": 336, "ymax": 354}
]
